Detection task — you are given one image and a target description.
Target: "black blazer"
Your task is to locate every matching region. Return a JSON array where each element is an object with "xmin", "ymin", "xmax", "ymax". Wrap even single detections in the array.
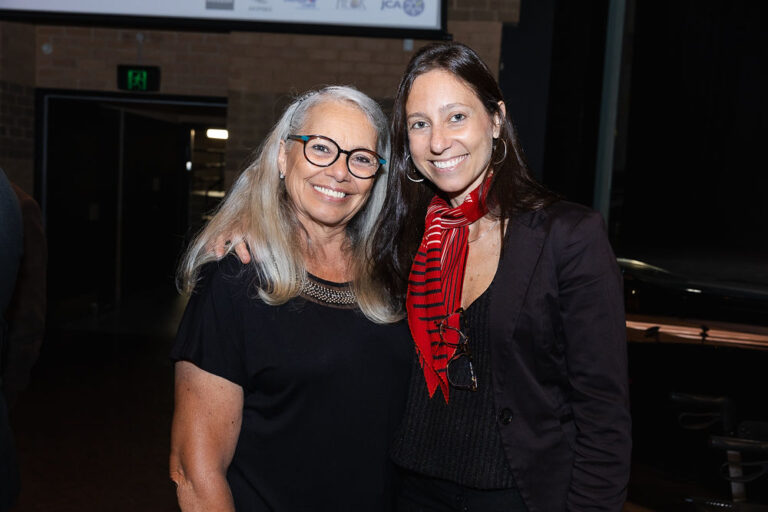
[{"xmin": 488, "ymin": 201, "xmax": 631, "ymax": 511}]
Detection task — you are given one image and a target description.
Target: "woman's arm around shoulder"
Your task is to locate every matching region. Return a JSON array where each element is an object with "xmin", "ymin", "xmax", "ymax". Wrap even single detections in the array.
[
  {"xmin": 551, "ymin": 205, "xmax": 632, "ymax": 512},
  {"xmin": 170, "ymin": 361, "xmax": 244, "ymax": 512}
]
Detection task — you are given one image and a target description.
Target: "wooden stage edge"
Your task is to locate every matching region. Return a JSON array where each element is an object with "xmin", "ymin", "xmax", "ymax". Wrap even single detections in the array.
[{"xmin": 626, "ymin": 314, "xmax": 768, "ymax": 351}]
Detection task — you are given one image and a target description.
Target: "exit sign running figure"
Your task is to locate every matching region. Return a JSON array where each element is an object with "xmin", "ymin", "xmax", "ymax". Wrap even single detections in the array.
[{"xmin": 117, "ymin": 65, "xmax": 161, "ymax": 92}]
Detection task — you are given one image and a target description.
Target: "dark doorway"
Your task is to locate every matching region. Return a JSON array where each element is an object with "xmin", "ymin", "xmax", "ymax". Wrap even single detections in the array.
[
  {"xmin": 45, "ymin": 99, "xmax": 120, "ymax": 320},
  {"xmin": 120, "ymin": 111, "xmax": 188, "ymax": 298},
  {"xmin": 40, "ymin": 92, "xmax": 227, "ymax": 327}
]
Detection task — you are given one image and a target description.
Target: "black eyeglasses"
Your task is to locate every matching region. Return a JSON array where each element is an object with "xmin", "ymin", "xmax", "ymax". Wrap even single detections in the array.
[
  {"xmin": 436, "ymin": 308, "xmax": 478, "ymax": 392},
  {"xmin": 286, "ymin": 134, "xmax": 386, "ymax": 179}
]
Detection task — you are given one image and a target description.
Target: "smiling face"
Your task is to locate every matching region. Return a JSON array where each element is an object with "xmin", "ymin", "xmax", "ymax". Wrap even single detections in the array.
[
  {"xmin": 278, "ymin": 100, "xmax": 378, "ymax": 234},
  {"xmin": 406, "ymin": 69, "xmax": 503, "ymax": 207}
]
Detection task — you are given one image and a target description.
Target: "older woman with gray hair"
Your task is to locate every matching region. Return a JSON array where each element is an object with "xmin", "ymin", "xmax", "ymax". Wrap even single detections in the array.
[{"xmin": 169, "ymin": 86, "xmax": 412, "ymax": 511}]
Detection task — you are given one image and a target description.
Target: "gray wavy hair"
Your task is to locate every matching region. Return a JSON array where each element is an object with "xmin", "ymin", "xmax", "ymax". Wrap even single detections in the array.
[{"xmin": 178, "ymin": 85, "xmax": 399, "ymax": 323}]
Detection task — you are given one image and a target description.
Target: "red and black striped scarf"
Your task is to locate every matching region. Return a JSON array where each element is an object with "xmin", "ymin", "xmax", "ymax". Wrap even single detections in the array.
[{"xmin": 406, "ymin": 176, "xmax": 491, "ymax": 402}]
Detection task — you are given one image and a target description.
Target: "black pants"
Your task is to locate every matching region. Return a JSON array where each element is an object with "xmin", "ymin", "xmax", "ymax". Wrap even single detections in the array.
[{"xmin": 397, "ymin": 471, "xmax": 528, "ymax": 512}]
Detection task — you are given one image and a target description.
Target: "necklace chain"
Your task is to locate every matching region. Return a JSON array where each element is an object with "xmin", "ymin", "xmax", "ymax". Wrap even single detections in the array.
[
  {"xmin": 468, "ymin": 218, "xmax": 500, "ymax": 243},
  {"xmin": 301, "ymin": 275, "xmax": 356, "ymax": 305}
]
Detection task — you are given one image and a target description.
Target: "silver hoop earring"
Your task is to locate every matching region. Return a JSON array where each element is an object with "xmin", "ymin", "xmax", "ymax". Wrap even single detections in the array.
[
  {"xmin": 492, "ymin": 139, "xmax": 507, "ymax": 166},
  {"xmin": 407, "ymin": 170, "xmax": 425, "ymax": 183},
  {"xmin": 405, "ymin": 154, "xmax": 425, "ymax": 183},
  {"xmin": 279, "ymin": 172, "xmax": 285, "ymax": 180}
]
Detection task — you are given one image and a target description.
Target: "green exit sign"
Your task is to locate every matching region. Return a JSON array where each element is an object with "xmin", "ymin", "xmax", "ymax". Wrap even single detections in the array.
[{"xmin": 117, "ymin": 65, "xmax": 160, "ymax": 92}]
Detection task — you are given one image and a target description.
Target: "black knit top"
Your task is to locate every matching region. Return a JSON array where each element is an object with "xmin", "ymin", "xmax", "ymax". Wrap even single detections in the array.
[{"xmin": 390, "ymin": 286, "xmax": 517, "ymax": 489}]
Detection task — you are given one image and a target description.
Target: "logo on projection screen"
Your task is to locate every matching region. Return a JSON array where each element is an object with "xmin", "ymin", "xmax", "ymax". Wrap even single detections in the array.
[
  {"xmin": 283, "ymin": 0, "xmax": 316, "ymax": 6},
  {"xmin": 381, "ymin": 0, "xmax": 423, "ymax": 16},
  {"xmin": 206, "ymin": 0, "xmax": 235, "ymax": 9},
  {"xmin": 336, "ymin": 0, "xmax": 366, "ymax": 9},
  {"xmin": 403, "ymin": 0, "xmax": 424, "ymax": 16}
]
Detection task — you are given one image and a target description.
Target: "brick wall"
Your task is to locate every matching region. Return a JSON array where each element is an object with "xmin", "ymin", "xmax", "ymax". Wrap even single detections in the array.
[
  {"xmin": 31, "ymin": 17, "xmax": 507, "ymax": 98},
  {"xmin": 0, "ymin": 0, "xmax": 516, "ymax": 190},
  {"xmin": 35, "ymin": 27, "xmax": 229, "ymax": 96},
  {"xmin": 450, "ymin": 0, "xmax": 521, "ymax": 23},
  {"xmin": 0, "ymin": 21, "xmax": 36, "ymax": 193},
  {"xmin": 32, "ymin": 21, "xmax": 501, "ymax": 100},
  {"xmin": 225, "ymin": 90, "xmax": 284, "ymax": 178}
]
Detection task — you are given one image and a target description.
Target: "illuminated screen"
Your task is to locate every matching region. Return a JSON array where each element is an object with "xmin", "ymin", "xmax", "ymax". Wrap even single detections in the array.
[{"xmin": 0, "ymin": 0, "xmax": 445, "ymax": 36}]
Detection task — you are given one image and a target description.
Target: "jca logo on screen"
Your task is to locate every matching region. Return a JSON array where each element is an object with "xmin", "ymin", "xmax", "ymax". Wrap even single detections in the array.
[{"xmin": 381, "ymin": 0, "xmax": 424, "ymax": 16}]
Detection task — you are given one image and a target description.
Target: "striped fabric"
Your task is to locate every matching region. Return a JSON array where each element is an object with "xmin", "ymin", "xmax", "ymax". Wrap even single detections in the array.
[{"xmin": 406, "ymin": 177, "xmax": 490, "ymax": 402}]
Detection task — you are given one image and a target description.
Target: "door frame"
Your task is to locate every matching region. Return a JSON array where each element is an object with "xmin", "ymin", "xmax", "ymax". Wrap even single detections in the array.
[
  {"xmin": 36, "ymin": 89, "xmax": 227, "ymax": 221},
  {"xmin": 35, "ymin": 90, "xmax": 226, "ymax": 312}
]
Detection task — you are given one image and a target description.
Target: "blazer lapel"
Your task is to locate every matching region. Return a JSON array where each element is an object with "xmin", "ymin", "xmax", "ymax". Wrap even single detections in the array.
[{"xmin": 489, "ymin": 211, "xmax": 547, "ymax": 344}]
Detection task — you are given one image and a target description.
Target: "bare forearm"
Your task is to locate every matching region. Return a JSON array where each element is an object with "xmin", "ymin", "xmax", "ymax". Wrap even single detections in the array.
[
  {"xmin": 171, "ymin": 467, "xmax": 235, "ymax": 512},
  {"xmin": 170, "ymin": 363, "xmax": 243, "ymax": 512}
]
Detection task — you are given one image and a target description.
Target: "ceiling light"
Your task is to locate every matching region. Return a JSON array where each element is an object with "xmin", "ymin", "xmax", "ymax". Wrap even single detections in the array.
[{"xmin": 206, "ymin": 128, "xmax": 228, "ymax": 140}]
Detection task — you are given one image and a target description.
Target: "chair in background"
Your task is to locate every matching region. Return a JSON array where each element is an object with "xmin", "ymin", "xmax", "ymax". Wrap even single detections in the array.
[{"xmin": 670, "ymin": 393, "xmax": 768, "ymax": 511}]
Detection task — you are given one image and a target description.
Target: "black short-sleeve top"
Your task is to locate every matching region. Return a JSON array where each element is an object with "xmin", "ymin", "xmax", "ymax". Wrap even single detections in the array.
[{"xmin": 171, "ymin": 257, "xmax": 413, "ymax": 511}]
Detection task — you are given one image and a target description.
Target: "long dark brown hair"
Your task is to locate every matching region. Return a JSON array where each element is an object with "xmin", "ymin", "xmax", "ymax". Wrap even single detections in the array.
[{"xmin": 371, "ymin": 42, "xmax": 557, "ymax": 303}]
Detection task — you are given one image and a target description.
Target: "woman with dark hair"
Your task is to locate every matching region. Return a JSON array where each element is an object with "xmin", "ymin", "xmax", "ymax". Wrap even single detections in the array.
[{"xmin": 373, "ymin": 42, "xmax": 631, "ymax": 511}]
